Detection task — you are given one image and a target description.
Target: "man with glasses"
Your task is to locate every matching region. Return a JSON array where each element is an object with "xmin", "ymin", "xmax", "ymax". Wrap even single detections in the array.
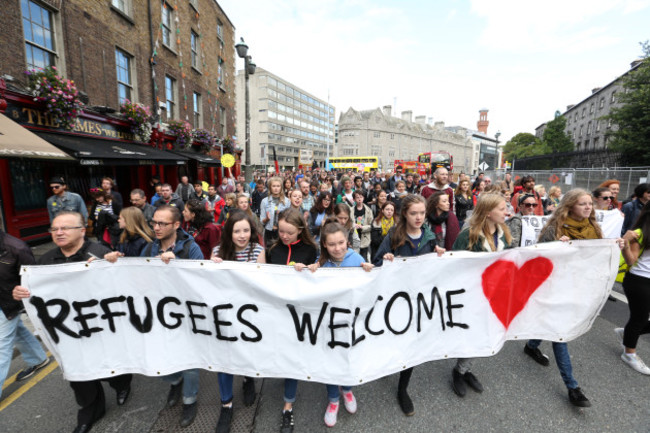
[
  {"xmin": 153, "ymin": 183, "xmax": 185, "ymax": 209},
  {"xmin": 47, "ymin": 176, "xmax": 88, "ymax": 223},
  {"xmin": 130, "ymin": 188, "xmax": 155, "ymax": 224},
  {"xmin": 12, "ymin": 211, "xmax": 132, "ymax": 433},
  {"xmin": 140, "ymin": 205, "xmax": 203, "ymax": 428},
  {"xmin": 511, "ymin": 175, "xmax": 544, "ymax": 216}
]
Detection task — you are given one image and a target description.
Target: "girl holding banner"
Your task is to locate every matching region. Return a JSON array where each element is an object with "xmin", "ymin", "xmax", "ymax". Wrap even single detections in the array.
[
  {"xmin": 524, "ymin": 188, "xmax": 615, "ymax": 407},
  {"xmin": 619, "ymin": 202, "xmax": 650, "ymax": 375},
  {"xmin": 211, "ymin": 210, "xmax": 266, "ymax": 433},
  {"xmin": 373, "ymin": 194, "xmax": 443, "ymax": 417},
  {"xmin": 451, "ymin": 194, "xmax": 513, "ymax": 397},
  {"xmin": 305, "ymin": 220, "xmax": 373, "ymax": 427},
  {"xmin": 266, "ymin": 208, "xmax": 318, "ymax": 433}
]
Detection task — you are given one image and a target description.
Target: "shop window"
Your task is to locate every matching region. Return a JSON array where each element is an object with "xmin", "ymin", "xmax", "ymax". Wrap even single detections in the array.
[{"xmin": 10, "ymin": 159, "xmax": 46, "ymax": 211}]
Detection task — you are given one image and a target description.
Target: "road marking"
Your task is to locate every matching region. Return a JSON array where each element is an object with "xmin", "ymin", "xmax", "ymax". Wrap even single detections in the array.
[
  {"xmin": 610, "ymin": 290, "xmax": 627, "ymax": 304},
  {"xmin": 2, "ymin": 352, "xmax": 51, "ymax": 391},
  {"xmin": 0, "ymin": 359, "xmax": 58, "ymax": 412}
]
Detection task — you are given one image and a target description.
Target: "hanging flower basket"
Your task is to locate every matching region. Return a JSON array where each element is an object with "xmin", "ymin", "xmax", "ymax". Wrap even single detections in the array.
[
  {"xmin": 119, "ymin": 99, "xmax": 153, "ymax": 142},
  {"xmin": 25, "ymin": 66, "xmax": 83, "ymax": 130},
  {"xmin": 220, "ymin": 135, "xmax": 236, "ymax": 154},
  {"xmin": 167, "ymin": 120, "xmax": 193, "ymax": 149},
  {"xmin": 192, "ymin": 128, "xmax": 213, "ymax": 148}
]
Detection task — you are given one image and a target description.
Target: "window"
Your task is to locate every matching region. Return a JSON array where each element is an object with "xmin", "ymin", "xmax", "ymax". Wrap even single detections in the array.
[
  {"xmin": 218, "ymin": 58, "xmax": 224, "ymax": 86},
  {"xmin": 193, "ymin": 92, "xmax": 201, "ymax": 128},
  {"xmin": 587, "ymin": 121, "xmax": 591, "ymax": 135},
  {"xmin": 599, "ymin": 98, "xmax": 604, "ymax": 109},
  {"xmin": 579, "ymin": 126, "xmax": 583, "ymax": 137},
  {"xmin": 115, "ymin": 48, "xmax": 133, "ymax": 104},
  {"xmin": 165, "ymin": 75, "xmax": 176, "ymax": 120},
  {"xmin": 22, "ymin": 0, "xmax": 56, "ymax": 70},
  {"xmin": 111, "ymin": 0, "xmax": 132, "ymax": 17},
  {"xmin": 216, "ymin": 19, "xmax": 223, "ymax": 41},
  {"xmin": 191, "ymin": 31, "xmax": 199, "ymax": 69},
  {"xmin": 581, "ymin": 108, "xmax": 586, "ymax": 118},
  {"xmin": 162, "ymin": 3, "xmax": 174, "ymax": 49},
  {"xmin": 574, "ymin": 113, "xmax": 578, "ymax": 122},
  {"xmin": 589, "ymin": 103, "xmax": 594, "ymax": 114},
  {"xmin": 596, "ymin": 120, "xmax": 601, "ymax": 132},
  {"xmin": 219, "ymin": 106, "xmax": 226, "ymax": 136},
  {"xmin": 610, "ymin": 91, "xmax": 617, "ymax": 103}
]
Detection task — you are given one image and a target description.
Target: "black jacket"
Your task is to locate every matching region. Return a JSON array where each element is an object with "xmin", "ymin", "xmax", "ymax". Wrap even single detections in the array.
[
  {"xmin": 38, "ymin": 241, "xmax": 112, "ymax": 265},
  {"xmin": 0, "ymin": 232, "xmax": 36, "ymax": 319}
]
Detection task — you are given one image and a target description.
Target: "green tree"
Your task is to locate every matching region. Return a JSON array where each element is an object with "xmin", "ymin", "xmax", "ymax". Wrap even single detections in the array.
[
  {"xmin": 606, "ymin": 41, "xmax": 650, "ymax": 166},
  {"xmin": 542, "ymin": 111, "xmax": 573, "ymax": 153},
  {"xmin": 502, "ymin": 132, "xmax": 546, "ymax": 161}
]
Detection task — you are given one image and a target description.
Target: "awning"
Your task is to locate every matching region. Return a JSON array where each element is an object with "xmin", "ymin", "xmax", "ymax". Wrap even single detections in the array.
[
  {"xmin": 36, "ymin": 132, "xmax": 188, "ymax": 166},
  {"xmin": 172, "ymin": 150, "xmax": 221, "ymax": 167},
  {"xmin": 0, "ymin": 113, "xmax": 74, "ymax": 160}
]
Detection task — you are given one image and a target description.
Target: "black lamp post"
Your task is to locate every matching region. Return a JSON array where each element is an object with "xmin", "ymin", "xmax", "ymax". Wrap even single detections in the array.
[
  {"xmin": 495, "ymin": 130, "xmax": 501, "ymax": 169},
  {"xmin": 235, "ymin": 38, "xmax": 256, "ymax": 183}
]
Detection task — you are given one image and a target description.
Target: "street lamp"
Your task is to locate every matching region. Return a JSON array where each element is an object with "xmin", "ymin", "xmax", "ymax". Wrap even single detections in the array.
[
  {"xmin": 495, "ymin": 130, "xmax": 502, "ymax": 170},
  {"xmin": 235, "ymin": 37, "xmax": 256, "ymax": 183}
]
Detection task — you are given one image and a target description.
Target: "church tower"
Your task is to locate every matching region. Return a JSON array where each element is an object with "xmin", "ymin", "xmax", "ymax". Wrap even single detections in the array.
[{"xmin": 477, "ymin": 109, "xmax": 489, "ymax": 134}]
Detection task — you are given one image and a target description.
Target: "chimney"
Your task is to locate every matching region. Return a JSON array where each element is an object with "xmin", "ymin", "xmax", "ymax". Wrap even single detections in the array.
[
  {"xmin": 434, "ymin": 121, "xmax": 445, "ymax": 129},
  {"xmin": 401, "ymin": 110, "xmax": 412, "ymax": 122},
  {"xmin": 477, "ymin": 108, "xmax": 489, "ymax": 134},
  {"xmin": 427, "ymin": 117, "xmax": 433, "ymax": 125},
  {"xmin": 567, "ymin": 104, "xmax": 575, "ymax": 111},
  {"xmin": 414, "ymin": 115, "xmax": 426, "ymax": 125},
  {"xmin": 631, "ymin": 59, "xmax": 643, "ymax": 69},
  {"xmin": 591, "ymin": 87, "xmax": 601, "ymax": 94},
  {"xmin": 382, "ymin": 105, "xmax": 392, "ymax": 117}
]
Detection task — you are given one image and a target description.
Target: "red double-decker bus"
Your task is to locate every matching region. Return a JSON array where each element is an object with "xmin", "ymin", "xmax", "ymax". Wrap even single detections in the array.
[{"xmin": 417, "ymin": 151, "xmax": 453, "ymax": 174}]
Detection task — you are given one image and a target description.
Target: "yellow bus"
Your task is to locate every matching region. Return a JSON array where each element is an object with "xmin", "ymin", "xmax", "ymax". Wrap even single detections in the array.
[{"xmin": 327, "ymin": 156, "xmax": 381, "ymax": 172}]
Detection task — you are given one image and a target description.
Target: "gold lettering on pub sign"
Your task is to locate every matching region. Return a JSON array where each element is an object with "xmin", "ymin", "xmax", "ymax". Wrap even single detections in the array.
[{"xmin": 22, "ymin": 108, "xmax": 135, "ymax": 141}]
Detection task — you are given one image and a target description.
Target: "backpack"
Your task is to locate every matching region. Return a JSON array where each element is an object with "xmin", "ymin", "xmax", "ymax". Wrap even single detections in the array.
[{"xmin": 616, "ymin": 228, "xmax": 644, "ymax": 283}]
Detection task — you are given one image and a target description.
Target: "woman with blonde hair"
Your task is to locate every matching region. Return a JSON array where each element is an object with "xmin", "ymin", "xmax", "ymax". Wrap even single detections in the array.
[
  {"xmin": 548, "ymin": 186, "xmax": 562, "ymax": 208},
  {"xmin": 523, "ymin": 188, "xmax": 624, "ymax": 408},
  {"xmin": 105, "ymin": 206, "xmax": 154, "ymax": 259},
  {"xmin": 450, "ymin": 193, "xmax": 512, "ymax": 399},
  {"xmin": 260, "ymin": 176, "xmax": 290, "ymax": 246}
]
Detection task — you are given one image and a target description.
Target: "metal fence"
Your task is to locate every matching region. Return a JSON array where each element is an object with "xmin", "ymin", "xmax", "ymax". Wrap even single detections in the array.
[{"xmin": 480, "ymin": 167, "xmax": 650, "ymax": 200}]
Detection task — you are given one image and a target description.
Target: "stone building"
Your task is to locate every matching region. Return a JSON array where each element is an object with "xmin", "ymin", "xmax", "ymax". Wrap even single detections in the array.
[
  {"xmin": 235, "ymin": 67, "xmax": 335, "ymax": 170},
  {"xmin": 559, "ymin": 60, "xmax": 642, "ymax": 151},
  {"xmin": 337, "ymin": 105, "xmax": 475, "ymax": 174}
]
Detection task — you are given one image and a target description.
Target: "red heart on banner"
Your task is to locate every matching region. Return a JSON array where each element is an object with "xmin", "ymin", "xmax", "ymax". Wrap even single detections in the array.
[{"xmin": 481, "ymin": 258, "xmax": 554, "ymax": 329}]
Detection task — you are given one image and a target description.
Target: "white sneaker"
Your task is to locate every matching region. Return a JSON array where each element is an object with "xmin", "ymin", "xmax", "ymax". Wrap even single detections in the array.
[
  {"xmin": 324, "ymin": 402, "xmax": 339, "ymax": 427},
  {"xmin": 614, "ymin": 328, "xmax": 625, "ymax": 347},
  {"xmin": 343, "ymin": 391, "xmax": 357, "ymax": 414},
  {"xmin": 621, "ymin": 352, "xmax": 650, "ymax": 375}
]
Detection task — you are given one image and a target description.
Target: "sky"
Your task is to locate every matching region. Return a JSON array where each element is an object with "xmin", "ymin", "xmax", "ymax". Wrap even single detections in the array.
[{"xmin": 218, "ymin": 0, "xmax": 650, "ymax": 144}]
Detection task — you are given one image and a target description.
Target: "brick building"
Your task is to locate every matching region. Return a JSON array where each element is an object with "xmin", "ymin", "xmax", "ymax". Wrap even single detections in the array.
[{"xmin": 0, "ymin": 0, "xmax": 238, "ymax": 240}]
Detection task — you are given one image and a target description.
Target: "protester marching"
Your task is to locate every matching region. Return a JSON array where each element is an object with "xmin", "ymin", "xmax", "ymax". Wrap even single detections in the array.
[{"xmin": 7, "ymin": 167, "xmax": 649, "ymax": 433}]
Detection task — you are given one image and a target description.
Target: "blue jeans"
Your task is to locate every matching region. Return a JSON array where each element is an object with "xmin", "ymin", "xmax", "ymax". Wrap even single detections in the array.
[
  {"xmin": 0, "ymin": 310, "xmax": 48, "ymax": 398},
  {"xmin": 527, "ymin": 340, "xmax": 578, "ymax": 389},
  {"xmin": 326, "ymin": 384, "xmax": 352, "ymax": 403},
  {"xmin": 218, "ymin": 372, "xmax": 233, "ymax": 404},
  {"xmin": 284, "ymin": 379, "xmax": 298, "ymax": 403},
  {"xmin": 164, "ymin": 369, "xmax": 200, "ymax": 404}
]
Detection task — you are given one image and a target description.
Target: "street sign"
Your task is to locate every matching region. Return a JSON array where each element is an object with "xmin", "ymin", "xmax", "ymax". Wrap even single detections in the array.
[
  {"xmin": 549, "ymin": 174, "xmax": 560, "ymax": 184},
  {"xmin": 478, "ymin": 161, "xmax": 489, "ymax": 171}
]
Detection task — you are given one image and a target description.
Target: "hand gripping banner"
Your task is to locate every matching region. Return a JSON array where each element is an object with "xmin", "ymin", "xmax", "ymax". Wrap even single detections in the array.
[{"xmin": 21, "ymin": 240, "xmax": 619, "ymax": 385}]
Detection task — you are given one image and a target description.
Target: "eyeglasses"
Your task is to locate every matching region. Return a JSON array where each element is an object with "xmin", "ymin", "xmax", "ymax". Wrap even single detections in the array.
[
  {"xmin": 523, "ymin": 203, "xmax": 538, "ymax": 208},
  {"xmin": 600, "ymin": 196, "xmax": 614, "ymax": 200},
  {"xmin": 151, "ymin": 221, "xmax": 173, "ymax": 227},
  {"xmin": 48, "ymin": 226, "xmax": 83, "ymax": 233},
  {"xmin": 51, "ymin": 185, "xmax": 62, "ymax": 190}
]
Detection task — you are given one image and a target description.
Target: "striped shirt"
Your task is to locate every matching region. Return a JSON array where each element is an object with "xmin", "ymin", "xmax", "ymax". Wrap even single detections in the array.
[{"xmin": 212, "ymin": 243, "xmax": 264, "ymax": 263}]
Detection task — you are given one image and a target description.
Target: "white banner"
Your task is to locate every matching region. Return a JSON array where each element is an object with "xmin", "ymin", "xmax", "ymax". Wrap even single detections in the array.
[
  {"xmin": 595, "ymin": 209, "xmax": 624, "ymax": 239},
  {"xmin": 21, "ymin": 240, "xmax": 619, "ymax": 385}
]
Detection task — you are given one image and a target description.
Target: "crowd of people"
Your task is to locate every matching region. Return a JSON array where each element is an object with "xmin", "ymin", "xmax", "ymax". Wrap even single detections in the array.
[{"xmin": 3, "ymin": 166, "xmax": 650, "ymax": 433}]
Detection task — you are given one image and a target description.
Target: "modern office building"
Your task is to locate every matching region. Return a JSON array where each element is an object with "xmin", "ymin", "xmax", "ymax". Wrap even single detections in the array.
[{"xmin": 235, "ymin": 67, "xmax": 335, "ymax": 170}]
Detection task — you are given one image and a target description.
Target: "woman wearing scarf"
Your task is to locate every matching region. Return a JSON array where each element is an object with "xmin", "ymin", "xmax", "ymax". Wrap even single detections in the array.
[
  {"xmin": 523, "ymin": 188, "xmax": 617, "ymax": 408},
  {"xmin": 425, "ymin": 191, "xmax": 460, "ymax": 251}
]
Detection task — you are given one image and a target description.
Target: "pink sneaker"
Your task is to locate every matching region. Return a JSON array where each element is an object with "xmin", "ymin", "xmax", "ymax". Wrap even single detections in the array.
[
  {"xmin": 343, "ymin": 391, "xmax": 357, "ymax": 414},
  {"xmin": 324, "ymin": 402, "xmax": 339, "ymax": 427}
]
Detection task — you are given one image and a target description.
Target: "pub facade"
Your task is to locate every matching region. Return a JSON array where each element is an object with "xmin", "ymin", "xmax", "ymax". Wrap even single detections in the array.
[{"xmin": 0, "ymin": 0, "xmax": 240, "ymax": 241}]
